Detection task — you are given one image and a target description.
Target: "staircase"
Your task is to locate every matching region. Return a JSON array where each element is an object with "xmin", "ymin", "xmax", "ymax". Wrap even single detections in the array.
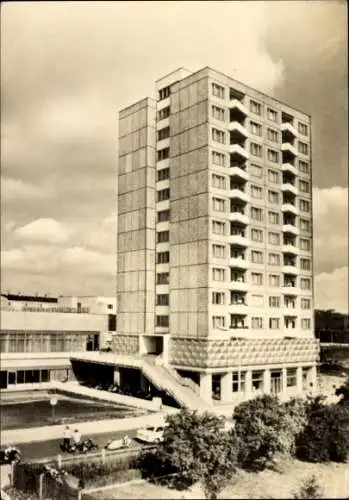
[{"xmin": 141, "ymin": 356, "xmax": 208, "ymax": 411}]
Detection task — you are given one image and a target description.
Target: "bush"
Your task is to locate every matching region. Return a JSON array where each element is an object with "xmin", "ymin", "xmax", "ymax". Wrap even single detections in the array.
[
  {"xmin": 293, "ymin": 475, "xmax": 323, "ymax": 499},
  {"xmin": 296, "ymin": 402, "xmax": 349, "ymax": 462}
]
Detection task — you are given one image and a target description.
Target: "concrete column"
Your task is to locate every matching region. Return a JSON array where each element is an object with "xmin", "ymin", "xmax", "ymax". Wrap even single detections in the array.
[
  {"xmin": 309, "ymin": 365, "xmax": 318, "ymax": 395},
  {"xmin": 220, "ymin": 372, "xmax": 233, "ymax": 403},
  {"xmin": 200, "ymin": 372, "xmax": 212, "ymax": 403},
  {"xmin": 282, "ymin": 368, "xmax": 287, "ymax": 399},
  {"xmin": 162, "ymin": 336, "xmax": 169, "ymax": 365},
  {"xmin": 140, "ymin": 373, "xmax": 149, "ymax": 393},
  {"xmin": 296, "ymin": 366, "xmax": 303, "ymax": 395},
  {"xmin": 245, "ymin": 369, "xmax": 252, "ymax": 397},
  {"xmin": 263, "ymin": 369, "xmax": 271, "ymax": 395},
  {"xmin": 113, "ymin": 368, "xmax": 120, "ymax": 386}
]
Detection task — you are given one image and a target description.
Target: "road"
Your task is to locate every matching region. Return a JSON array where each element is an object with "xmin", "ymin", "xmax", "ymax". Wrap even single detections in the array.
[{"xmin": 11, "ymin": 428, "xmax": 141, "ymax": 462}]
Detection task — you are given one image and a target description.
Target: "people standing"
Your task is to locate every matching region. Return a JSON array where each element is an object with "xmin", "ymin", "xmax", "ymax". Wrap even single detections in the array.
[{"xmin": 63, "ymin": 426, "xmax": 72, "ymax": 451}]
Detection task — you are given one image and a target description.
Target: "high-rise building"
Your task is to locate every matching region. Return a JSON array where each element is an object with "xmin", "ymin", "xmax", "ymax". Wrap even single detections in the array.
[{"xmin": 117, "ymin": 67, "xmax": 319, "ymax": 404}]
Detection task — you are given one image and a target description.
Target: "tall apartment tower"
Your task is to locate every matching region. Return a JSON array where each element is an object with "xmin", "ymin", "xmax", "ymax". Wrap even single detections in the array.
[{"xmin": 117, "ymin": 67, "xmax": 319, "ymax": 404}]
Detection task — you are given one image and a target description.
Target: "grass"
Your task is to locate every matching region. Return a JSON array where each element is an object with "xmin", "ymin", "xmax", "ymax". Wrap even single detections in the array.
[{"xmin": 85, "ymin": 458, "xmax": 349, "ymax": 499}]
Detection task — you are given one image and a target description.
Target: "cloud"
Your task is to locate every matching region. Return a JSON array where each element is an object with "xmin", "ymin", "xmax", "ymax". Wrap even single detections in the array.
[
  {"xmin": 315, "ymin": 267, "xmax": 348, "ymax": 314},
  {"xmin": 13, "ymin": 218, "xmax": 70, "ymax": 245},
  {"xmin": 313, "ymin": 187, "xmax": 348, "ymax": 274},
  {"xmin": 1, "ymin": 177, "xmax": 51, "ymax": 202}
]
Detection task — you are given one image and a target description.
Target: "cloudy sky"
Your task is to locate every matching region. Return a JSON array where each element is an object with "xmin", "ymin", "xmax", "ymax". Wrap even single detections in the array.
[{"xmin": 1, "ymin": 1, "xmax": 348, "ymax": 312}]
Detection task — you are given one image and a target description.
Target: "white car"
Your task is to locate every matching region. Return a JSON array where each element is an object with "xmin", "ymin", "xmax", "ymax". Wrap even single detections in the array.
[{"xmin": 136, "ymin": 425, "xmax": 166, "ymax": 443}]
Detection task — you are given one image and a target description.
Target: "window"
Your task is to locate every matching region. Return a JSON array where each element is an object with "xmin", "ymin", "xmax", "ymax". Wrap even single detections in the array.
[
  {"xmin": 300, "ymin": 278, "xmax": 311, "ymax": 290},
  {"xmin": 299, "ymin": 160, "xmax": 309, "ymax": 174},
  {"xmin": 250, "ymin": 294, "xmax": 263, "ymax": 306},
  {"xmin": 268, "ymin": 232, "xmax": 280, "ymax": 245},
  {"xmin": 232, "ymin": 372, "xmax": 246, "ymax": 393},
  {"xmin": 252, "ymin": 317, "xmax": 263, "ymax": 329},
  {"xmin": 250, "ymin": 121, "xmax": 262, "ymax": 136},
  {"xmin": 267, "ymin": 108, "xmax": 278, "ymax": 122},
  {"xmin": 267, "ymin": 149, "xmax": 279, "ymax": 163},
  {"xmin": 212, "ymin": 105, "xmax": 225, "ymax": 121},
  {"xmin": 213, "ymin": 244, "xmax": 226, "ymax": 258},
  {"xmin": 250, "ymin": 185, "xmax": 263, "ymax": 199},
  {"xmin": 268, "ymin": 169, "xmax": 279, "ymax": 184},
  {"xmin": 212, "ymin": 292, "xmax": 225, "ymax": 305},
  {"xmin": 298, "ymin": 141, "xmax": 309, "ymax": 155},
  {"xmin": 251, "ymin": 250, "xmax": 264, "ymax": 264},
  {"xmin": 250, "ymin": 207, "xmax": 264, "ymax": 221},
  {"xmin": 157, "ymin": 231, "xmax": 169, "ymax": 243},
  {"xmin": 268, "ymin": 253, "xmax": 281, "ymax": 266},
  {"xmin": 300, "ymin": 258, "xmax": 311, "ymax": 270},
  {"xmin": 299, "ymin": 199, "xmax": 310, "ymax": 212},
  {"xmin": 157, "ymin": 148, "xmax": 170, "ymax": 161},
  {"xmin": 231, "ymin": 270, "xmax": 245, "ymax": 282},
  {"xmin": 269, "ymin": 318, "xmax": 280, "ymax": 329},
  {"xmin": 212, "ymin": 197, "xmax": 226, "ymax": 212},
  {"xmin": 250, "ymin": 100, "xmax": 262, "ymax": 115},
  {"xmin": 251, "ymin": 228, "xmax": 263, "ymax": 242},
  {"xmin": 267, "ymin": 128, "xmax": 278, "ymax": 142},
  {"xmin": 287, "ymin": 368, "xmax": 297, "ymax": 387},
  {"xmin": 159, "ymin": 86, "xmax": 170, "ymax": 100},
  {"xmin": 268, "ymin": 211, "xmax": 280, "ymax": 225},
  {"xmin": 250, "ymin": 163, "xmax": 263, "ymax": 178},
  {"xmin": 269, "ymin": 296, "xmax": 280, "ymax": 308},
  {"xmin": 300, "ymin": 218, "xmax": 311, "ymax": 232},
  {"xmin": 299, "ymin": 180, "xmax": 310, "ymax": 193},
  {"xmin": 298, "ymin": 122, "xmax": 309, "ymax": 136},
  {"xmin": 213, "ymin": 268, "xmax": 226, "ymax": 281},
  {"xmin": 250, "ymin": 142, "xmax": 262, "ymax": 157},
  {"xmin": 252, "ymin": 371, "xmax": 264, "ymax": 391},
  {"xmin": 157, "ymin": 294, "xmax": 169, "ymax": 306},
  {"xmin": 212, "ymin": 220, "xmax": 225, "ymax": 235},
  {"xmin": 157, "ymin": 188, "xmax": 170, "ymax": 202},
  {"xmin": 251, "ymin": 272, "xmax": 263, "ymax": 285},
  {"xmin": 157, "ymin": 273, "xmax": 169, "ymax": 284},
  {"xmin": 301, "ymin": 298, "xmax": 311, "ymax": 310},
  {"xmin": 157, "ymin": 210, "xmax": 170, "ymax": 222},
  {"xmin": 212, "ymin": 174, "xmax": 226, "ymax": 189},
  {"xmin": 157, "ymin": 251, "xmax": 170, "ymax": 264},
  {"xmin": 157, "ymin": 127, "xmax": 170, "ymax": 141},
  {"xmin": 158, "ymin": 106, "xmax": 170, "ymax": 120},
  {"xmin": 268, "ymin": 190, "xmax": 279, "ymax": 204},
  {"xmin": 300, "ymin": 238, "xmax": 310, "ymax": 251},
  {"xmin": 212, "ymin": 151, "xmax": 226, "ymax": 167},
  {"xmin": 156, "ymin": 315, "xmax": 169, "ymax": 327},
  {"xmin": 269, "ymin": 274, "xmax": 280, "ymax": 287},
  {"xmin": 301, "ymin": 318, "xmax": 311, "ymax": 329},
  {"xmin": 212, "ymin": 128, "xmax": 225, "ymax": 144},
  {"xmin": 213, "ymin": 316, "xmax": 226, "ymax": 328},
  {"xmin": 157, "ymin": 168, "xmax": 170, "ymax": 181},
  {"xmin": 212, "ymin": 82, "xmax": 225, "ymax": 99}
]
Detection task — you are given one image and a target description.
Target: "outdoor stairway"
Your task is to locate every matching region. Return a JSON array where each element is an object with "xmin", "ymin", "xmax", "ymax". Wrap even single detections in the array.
[{"xmin": 141, "ymin": 356, "xmax": 209, "ymax": 411}]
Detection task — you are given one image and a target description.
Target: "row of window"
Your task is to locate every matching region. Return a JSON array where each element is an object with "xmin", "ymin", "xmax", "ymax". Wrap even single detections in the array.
[
  {"xmin": 213, "ymin": 243, "xmax": 311, "ymax": 259},
  {"xmin": 211, "ymin": 83, "xmax": 309, "ymax": 136},
  {"xmin": 212, "ymin": 292, "xmax": 311, "ymax": 309},
  {"xmin": 212, "ymin": 315, "xmax": 311, "ymax": 330},
  {"xmin": 212, "ymin": 223, "xmax": 311, "ymax": 240},
  {"xmin": 212, "ymin": 173, "xmax": 311, "ymax": 196},
  {"xmin": 212, "ymin": 267, "xmax": 312, "ymax": 287}
]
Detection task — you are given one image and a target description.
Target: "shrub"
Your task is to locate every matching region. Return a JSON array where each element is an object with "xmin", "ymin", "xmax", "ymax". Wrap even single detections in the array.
[
  {"xmin": 296, "ymin": 402, "xmax": 349, "ymax": 462},
  {"xmin": 293, "ymin": 474, "xmax": 323, "ymax": 499}
]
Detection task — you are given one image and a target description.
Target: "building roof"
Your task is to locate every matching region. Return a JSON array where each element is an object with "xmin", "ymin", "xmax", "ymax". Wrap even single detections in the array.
[{"xmin": 1, "ymin": 293, "xmax": 58, "ymax": 304}]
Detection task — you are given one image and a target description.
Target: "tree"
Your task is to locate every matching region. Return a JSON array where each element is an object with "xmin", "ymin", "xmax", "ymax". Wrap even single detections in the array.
[
  {"xmin": 233, "ymin": 395, "xmax": 301, "ymax": 470},
  {"xmin": 156, "ymin": 409, "xmax": 238, "ymax": 499},
  {"xmin": 335, "ymin": 376, "xmax": 349, "ymax": 404},
  {"xmin": 293, "ymin": 475, "xmax": 323, "ymax": 499}
]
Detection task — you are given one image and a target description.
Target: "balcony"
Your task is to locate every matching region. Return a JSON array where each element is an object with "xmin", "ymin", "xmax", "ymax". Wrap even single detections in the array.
[
  {"xmin": 229, "ymin": 121, "xmax": 249, "ymax": 138},
  {"xmin": 230, "ymin": 304, "xmax": 248, "ymax": 315},
  {"xmin": 282, "ymin": 264, "xmax": 299, "ymax": 275},
  {"xmin": 230, "ymin": 165, "xmax": 249, "ymax": 181},
  {"xmin": 230, "ymin": 280, "xmax": 248, "ymax": 292},
  {"xmin": 282, "ymin": 285, "xmax": 299, "ymax": 295},
  {"xmin": 281, "ymin": 142, "xmax": 298, "ymax": 157},
  {"xmin": 229, "ymin": 212, "xmax": 249, "ymax": 225},
  {"xmin": 282, "ymin": 203, "xmax": 299, "ymax": 215},
  {"xmin": 230, "ymin": 257, "xmax": 249, "ymax": 269},
  {"xmin": 283, "ymin": 224, "xmax": 299, "ymax": 236},
  {"xmin": 282, "ymin": 244, "xmax": 299, "ymax": 255},
  {"xmin": 282, "ymin": 162, "xmax": 298, "ymax": 177},
  {"xmin": 281, "ymin": 183, "xmax": 299, "ymax": 196},
  {"xmin": 230, "ymin": 99, "xmax": 248, "ymax": 116},
  {"xmin": 229, "ymin": 143, "xmax": 249, "ymax": 160},
  {"xmin": 230, "ymin": 234, "xmax": 248, "ymax": 247},
  {"xmin": 281, "ymin": 122, "xmax": 297, "ymax": 137},
  {"xmin": 230, "ymin": 188, "xmax": 249, "ymax": 203}
]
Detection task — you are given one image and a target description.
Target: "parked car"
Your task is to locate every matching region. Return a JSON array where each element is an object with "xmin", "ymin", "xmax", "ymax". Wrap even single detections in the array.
[
  {"xmin": 136, "ymin": 425, "xmax": 166, "ymax": 443},
  {"xmin": 105, "ymin": 435, "xmax": 131, "ymax": 450}
]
